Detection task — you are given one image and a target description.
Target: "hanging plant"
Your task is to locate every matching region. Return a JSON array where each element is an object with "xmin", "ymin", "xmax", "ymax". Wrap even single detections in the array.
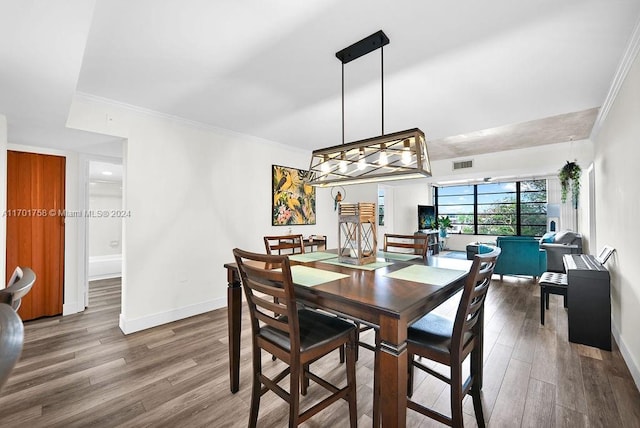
[{"xmin": 559, "ymin": 161, "xmax": 581, "ymax": 208}]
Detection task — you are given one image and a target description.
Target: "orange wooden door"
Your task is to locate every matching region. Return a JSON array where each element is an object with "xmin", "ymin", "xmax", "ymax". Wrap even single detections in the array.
[{"xmin": 6, "ymin": 150, "xmax": 65, "ymax": 320}]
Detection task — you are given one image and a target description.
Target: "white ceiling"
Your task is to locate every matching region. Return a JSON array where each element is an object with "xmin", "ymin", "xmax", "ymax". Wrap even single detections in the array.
[{"xmin": 2, "ymin": 0, "xmax": 640, "ymax": 161}]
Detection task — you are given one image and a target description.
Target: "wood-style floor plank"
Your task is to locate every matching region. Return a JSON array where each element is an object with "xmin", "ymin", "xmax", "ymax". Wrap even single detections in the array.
[{"xmin": 0, "ymin": 269, "xmax": 638, "ymax": 427}]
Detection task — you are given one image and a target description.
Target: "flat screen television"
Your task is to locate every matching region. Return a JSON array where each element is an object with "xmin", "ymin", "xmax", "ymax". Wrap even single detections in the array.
[{"xmin": 418, "ymin": 205, "xmax": 435, "ymax": 230}]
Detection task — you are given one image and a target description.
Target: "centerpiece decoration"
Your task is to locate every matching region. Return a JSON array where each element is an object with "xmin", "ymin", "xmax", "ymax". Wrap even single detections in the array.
[{"xmin": 338, "ymin": 202, "xmax": 377, "ymax": 265}]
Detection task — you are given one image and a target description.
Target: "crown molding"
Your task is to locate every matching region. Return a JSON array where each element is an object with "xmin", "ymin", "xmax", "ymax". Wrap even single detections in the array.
[
  {"xmin": 591, "ymin": 16, "xmax": 640, "ymax": 139},
  {"xmin": 73, "ymin": 92, "xmax": 308, "ymax": 155}
]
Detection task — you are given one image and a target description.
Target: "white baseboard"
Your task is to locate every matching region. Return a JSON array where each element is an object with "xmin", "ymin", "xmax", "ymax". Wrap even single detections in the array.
[
  {"xmin": 88, "ymin": 254, "xmax": 122, "ymax": 281},
  {"xmin": 612, "ymin": 319, "xmax": 640, "ymax": 391},
  {"xmin": 63, "ymin": 300, "xmax": 83, "ymax": 316},
  {"xmin": 118, "ymin": 296, "xmax": 227, "ymax": 334},
  {"xmin": 88, "ymin": 273, "xmax": 121, "ymax": 281}
]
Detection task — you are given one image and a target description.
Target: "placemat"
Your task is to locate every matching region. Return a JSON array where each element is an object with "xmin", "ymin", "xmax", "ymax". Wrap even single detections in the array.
[
  {"xmin": 289, "ymin": 265, "xmax": 349, "ymax": 287},
  {"xmin": 384, "ymin": 265, "xmax": 466, "ymax": 286},
  {"xmin": 377, "ymin": 251, "xmax": 421, "ymax": 261},
  {"xmin": 288, "ymin": 252, "xmax": 338, "ymax": 263},
  {"xmin": 320, "ymin": 259, "xmax": 393, "ymax": 271}
]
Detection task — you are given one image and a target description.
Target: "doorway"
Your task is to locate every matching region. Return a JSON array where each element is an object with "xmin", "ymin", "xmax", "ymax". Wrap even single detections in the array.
[{"xmin": 86, "ymin": 160, "xmax": 123, "ymax": 307}]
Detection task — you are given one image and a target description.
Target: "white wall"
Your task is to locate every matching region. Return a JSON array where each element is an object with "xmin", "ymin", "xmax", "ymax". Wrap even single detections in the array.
[
  {"xmin": 390, "ymin": 181, "xmax": 433, "ymax": 235},
  {"xmin": 428, "ymin": 139, "xmax": 594, "ymax": 185},
  {"xmin": 89, "ymin": 182, "xmax": 122, "ymax": 256},
  {"xmin": 593, "ymin": 46, "xmax": 640, "ymax": 388},
  {"xmin": 67, "ymin": 95, "xmax": 337, "ymax": 333}
]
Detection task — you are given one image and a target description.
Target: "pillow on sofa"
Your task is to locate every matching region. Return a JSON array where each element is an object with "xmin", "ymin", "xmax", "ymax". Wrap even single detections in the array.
[
  {"xmin": 553, "ymin": 230, "xmax": 581, "ymax": 245},
  {"xmin": 541, "ymin": 232, "xmax": 556, "ymax": 243},
  {"xmin": 478, "ymin": 244, "xmax": 494, "ymax": 254}
]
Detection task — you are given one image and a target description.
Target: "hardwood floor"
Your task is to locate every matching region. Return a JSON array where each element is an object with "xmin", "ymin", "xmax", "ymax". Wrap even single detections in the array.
[{"xmin": 1, "ymin": 274, "xmax": 639, "ymax": 427}]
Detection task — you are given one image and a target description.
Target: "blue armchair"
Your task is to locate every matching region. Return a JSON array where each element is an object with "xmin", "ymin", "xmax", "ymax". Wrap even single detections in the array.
[{"xmin": 494, "ymin": 236, "xmax": 547, "ymax": 280}]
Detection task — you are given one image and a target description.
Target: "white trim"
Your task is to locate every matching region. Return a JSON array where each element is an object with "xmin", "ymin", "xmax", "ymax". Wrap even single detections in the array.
[
  {"xmin": 118, "ymin": 296, "xmax": 226, "ymax": 334},
  {"xmin": 612, "ymin": 319, "xmax": 640, "ymax": 391},
  {"xmin": 63, "ymin": 300, "xmax": 83, "ymax": 316},
  {"xmin": 73, "ymin": 92, "xmax": 309, "ymax": 156},
  {"xmin": 591, "ymin": 16, "xmax": 640, "ymax": 139},
  {"xmin": 7, "ymin": 143, "xmax": 69, "ymax": 156}
]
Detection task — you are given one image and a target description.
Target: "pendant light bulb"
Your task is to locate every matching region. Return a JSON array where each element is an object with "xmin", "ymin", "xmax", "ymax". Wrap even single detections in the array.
[
  {"xmin": 401, "ymin": 140, "xmax": 412, "ymax": 165},
  {"xmin": 321, "ymin": 155, "xmax": 330, "ymax": 174},
  {"xmin": 378, "ymin": 144, "xmax": 388, "ymax": 166},
  {"xmin": 357, "ymin": 148, "xmax": 366, "ymax": 170},
  {"xmin": 339, "ymin": 152, "xmax": 348, "ymax": 173}
]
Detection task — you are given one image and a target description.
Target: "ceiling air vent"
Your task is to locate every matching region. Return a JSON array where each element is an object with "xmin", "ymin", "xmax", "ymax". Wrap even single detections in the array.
[{"xmin": 453, "ymin": 160, "xmax": 473, "ymax": 170}]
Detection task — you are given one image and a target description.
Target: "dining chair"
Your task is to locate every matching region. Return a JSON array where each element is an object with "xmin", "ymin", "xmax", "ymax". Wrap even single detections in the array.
[
  {"xmin": 0, "ymin": 303, "xmax": 24, "ymax": 391},
  {"xmin": 383, "ymin": 233, "xmax": 430, "ymax": 260},
  {"xmin": 264, "ymin": 234, "xmax": 305, "ymax": 255},
  {"xmin": 0, "ymin": 266, "xmax": 36, "ymax": 311},
  {"xmin": 232, "ymin": 248, "xmax": 357, "ymax": 428},
  {"xmin": 406, "ymin": 247, "xmax": 501, "ymax": 428},
  {"xmin": 309, "ymin": 235, "xmax": 327, "ymax": 252}
]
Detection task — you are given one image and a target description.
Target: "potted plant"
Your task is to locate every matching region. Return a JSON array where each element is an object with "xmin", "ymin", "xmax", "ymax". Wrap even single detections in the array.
[
  {"xmin": 438, "ymin": 215, "xmax": 452, "ymax": 238},
  {"xmin": 559, "ymin": 161, "xmax": 581, "ymax": 208}
]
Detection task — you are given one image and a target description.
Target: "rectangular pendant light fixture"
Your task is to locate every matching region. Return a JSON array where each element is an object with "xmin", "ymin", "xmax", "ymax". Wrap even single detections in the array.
[
  {"xmin": 309, "ymin": 128, "xmax": 431, "ymax": 187},
  {"xmin": 307, "ymin": 31, "xmax": 431, "ymax": 187}
]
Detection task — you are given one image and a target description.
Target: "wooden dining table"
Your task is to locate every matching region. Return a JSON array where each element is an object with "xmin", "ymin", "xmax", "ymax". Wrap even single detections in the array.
[{"xmin": 224, "ymin": 250, "xmax": 475, "ymax": 427}]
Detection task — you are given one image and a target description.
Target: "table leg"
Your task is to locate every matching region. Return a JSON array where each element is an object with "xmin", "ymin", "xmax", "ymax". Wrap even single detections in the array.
[
  {"xmin": 227, "ymin": 270, "xmax": 242, "ymax": 393},
  {"xmin": 378, "ymin": 320, "xmax": 408, "ymax": 428}
]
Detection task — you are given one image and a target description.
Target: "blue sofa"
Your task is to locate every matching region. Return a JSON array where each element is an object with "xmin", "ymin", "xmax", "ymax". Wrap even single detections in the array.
[{"xmin": 494, "ymin": 236, "xmax": 547, "ymax": 279}]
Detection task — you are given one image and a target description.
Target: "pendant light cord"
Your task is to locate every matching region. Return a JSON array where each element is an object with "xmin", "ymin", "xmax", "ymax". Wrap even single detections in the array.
[
  {"xmin": 381, "ymin": 45, "xmax": 384, "ymax": 136},
  {"xmin": 342, "ymin": 62, "xmax": 345, "ymax": 145}
]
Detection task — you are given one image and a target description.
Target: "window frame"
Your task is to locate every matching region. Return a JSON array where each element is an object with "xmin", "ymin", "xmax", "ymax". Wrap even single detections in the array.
[{"xmin": 435, "ymin": 179, "xmax": 547, "ymax": 236}]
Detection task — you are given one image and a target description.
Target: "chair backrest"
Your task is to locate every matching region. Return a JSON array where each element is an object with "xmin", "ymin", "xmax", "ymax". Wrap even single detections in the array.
[
  {"xmin": 1, "ymin": 267, "xmax": 36, "ymax": 311},
  {"xmin": 232, "ymin": 249, "xmax": 301, "ymax": 353},
  {"xmin": 383, "ymin": 234, "xmax": 430, "ymax": 259},
  {"xmin": 0, "ymin": 303, "xmax": 24, "ymax": 391},
  {"xmin": 452, "ymin": 247, "xmax": 501, "ymax": 355},
  {"xmin": 310, "ymin": 235, "xmax": 327, "ymax": 251},
  {"xmin": 263, "ymin": 234, "xmax": 305, "ymax": 255}
]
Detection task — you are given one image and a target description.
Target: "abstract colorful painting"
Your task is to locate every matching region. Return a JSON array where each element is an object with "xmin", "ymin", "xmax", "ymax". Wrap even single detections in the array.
[{"xmin": 272, "ymin": 165, "xmax": 316, "ymax": 225}]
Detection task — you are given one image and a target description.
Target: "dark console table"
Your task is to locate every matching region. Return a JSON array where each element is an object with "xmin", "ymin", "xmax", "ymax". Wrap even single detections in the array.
[{"xmin": 564, "ymin": 254, "xmax": 611, "ymax": 351}]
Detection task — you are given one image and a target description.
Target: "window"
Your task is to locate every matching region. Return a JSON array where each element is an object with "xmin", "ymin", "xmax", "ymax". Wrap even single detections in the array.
[{"xmin": 436, "ymin": 179, "xmax": 547, "ymax": 236}]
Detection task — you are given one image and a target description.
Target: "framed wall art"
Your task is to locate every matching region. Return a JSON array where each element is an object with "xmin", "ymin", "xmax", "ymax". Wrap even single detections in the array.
[{"xmin": 272, "ymin": 164, "xmax": 316, "ymax": 226}]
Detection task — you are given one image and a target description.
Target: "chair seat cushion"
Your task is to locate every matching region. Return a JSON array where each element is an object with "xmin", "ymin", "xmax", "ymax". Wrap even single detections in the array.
[
  {"xmin": 261, "ymin": 309, "xmax": 355, "ymax": 352},
  {"xmin": 408, "ymin": 313, "xmax": 472, "ymax": 354}
]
